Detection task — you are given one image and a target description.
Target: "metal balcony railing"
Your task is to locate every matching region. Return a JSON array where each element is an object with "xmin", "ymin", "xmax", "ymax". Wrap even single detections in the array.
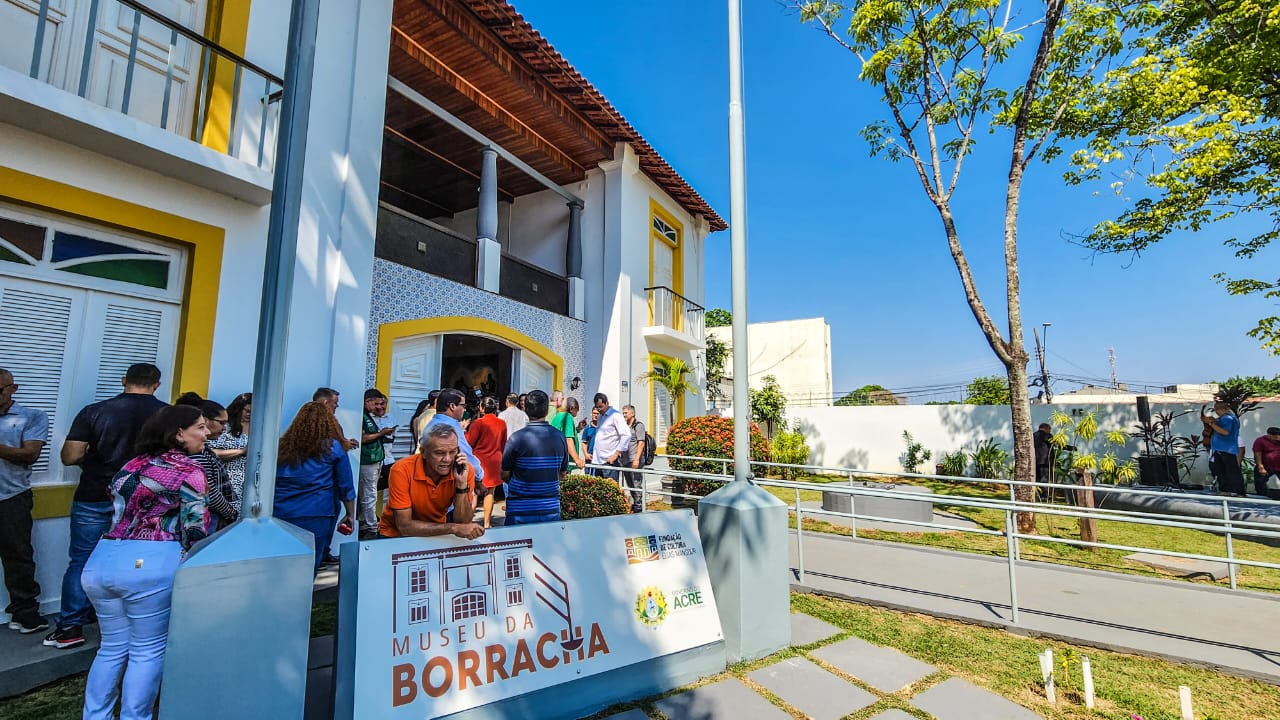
[
  {"xmin": 22, "ymin": 0, "xmax": 282, "ymax": 169},
  {"xmin": 645, "ymin": 285, "xmax": 705, "ymax": 342}
]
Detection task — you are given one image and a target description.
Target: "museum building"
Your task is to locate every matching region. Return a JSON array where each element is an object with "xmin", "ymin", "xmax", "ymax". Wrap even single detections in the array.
[{"xmin": 0, "ymin": 0, "xmax": 720, "ymax": 616}]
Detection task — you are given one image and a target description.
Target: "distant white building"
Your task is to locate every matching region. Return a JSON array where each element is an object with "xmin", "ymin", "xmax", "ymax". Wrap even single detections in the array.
[
  {"xmin": 1047, "ymin": 383, "xmax": 1220, "ymax": 405},
  {"xmin": 707, "ymin": 317, "xmax": 833, "ymax": 412}
]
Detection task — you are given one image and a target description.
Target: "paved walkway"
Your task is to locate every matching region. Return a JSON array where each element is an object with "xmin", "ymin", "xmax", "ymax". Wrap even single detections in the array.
[
  {"xmin": 303, "ymin": 613, "xmax": 1042, "ymax": 720},
  {"xmin": 599, "ymin": 612, "xmax": 1039, "ymax": 720},
  {"xmin": 791, "ymin": 531, "xmax": 1280, "ymax": 683}
]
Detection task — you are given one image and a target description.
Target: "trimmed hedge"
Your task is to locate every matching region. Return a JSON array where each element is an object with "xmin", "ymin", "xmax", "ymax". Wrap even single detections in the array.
[
  {"xmin": 561, "ymin": 473, "xmax": 631, "ymax": 519},
  {"xmin": 665, "ymin": 415, "xmax": 770, "ymax": 496}
]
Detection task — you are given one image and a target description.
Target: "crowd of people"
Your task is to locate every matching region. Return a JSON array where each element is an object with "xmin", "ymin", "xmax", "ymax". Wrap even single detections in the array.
[{"xmin": 0, "ymin": 362, "xmax": 655, "ymax": 719}]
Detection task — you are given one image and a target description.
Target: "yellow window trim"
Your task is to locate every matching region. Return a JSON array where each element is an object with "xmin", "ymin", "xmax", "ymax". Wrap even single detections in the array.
[
  {"xmin": 376, "ymin": 317, "xmax": 564, "ymax": 395},
  {"xmin": 648, "ymin": 199, "xmax": 685, "ymax": 331},
  {"xmin": 2, "ymin": 167, "xmax": 224, "ymax": 519},
  {"xmin": 648, "ymin": 199, "xmax": 683, "ymax": 295},
  {"xmin": 200, "ymin": 1, "xmax": 254, "ymax": 154},
  {"xmin": 648, "ymin": 352, "xmax": 685, "ymax": 454}
]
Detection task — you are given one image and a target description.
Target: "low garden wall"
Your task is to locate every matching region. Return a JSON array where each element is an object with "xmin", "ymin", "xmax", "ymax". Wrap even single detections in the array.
[{"xmin": 788, "ymin": 402, "xmax": 1280, "ymax": 483}]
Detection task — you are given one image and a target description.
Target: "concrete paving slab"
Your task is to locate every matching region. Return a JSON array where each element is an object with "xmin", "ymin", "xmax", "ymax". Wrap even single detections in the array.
[
  {"xmin": 303, "ymin": 666, "xmax": 333, "ymax": 720},
  {"xmin": 811, "ymin": 636, "xmax": 936, "ymax": 693},
  {"xmin": 600, "ymin": 709, "xmax": 651, "ymax": 720},
  {"xmin": 748, "ymin": 656, "xmax": 876, "ymax": 720},
  {"xmin": 653, "ymin": 678, "xmax": 791, "ymax": 720},
  {"xmin": 790, "ymin": 532, "xmax": 1280, "ymax": 682},
  {"xmin": 866, "ymin": 711, "xmax": 920, "ymax": 720},
  {"xmin": 1123, "ymin": 552, "xmax": 1230, "ymax": 580},
  {"xmin": 0, "ymin": 618, "xmax": 99, "ymax": 698},
  {"xmin": 911, "ymin": 677, "xmax": 1042, "ymax": 720},
  {"xmin": 790, "ymin": 612, "xmax": 843, "ymax": 646},
  {"xmin": 307, "ymin": 635, "xmax": 334, "ymax": 671}
]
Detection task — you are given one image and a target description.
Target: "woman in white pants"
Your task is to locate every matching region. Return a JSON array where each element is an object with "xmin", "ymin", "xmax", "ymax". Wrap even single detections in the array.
[{"xmin": 81, "ymin": 405, "xmax": 210, "ymax": 720}]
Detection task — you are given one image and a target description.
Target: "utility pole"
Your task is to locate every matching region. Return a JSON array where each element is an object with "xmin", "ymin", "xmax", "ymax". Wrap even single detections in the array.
[{"xmin": 1033, "ymin": 322, "xmax": 1052, "ymax": 403}]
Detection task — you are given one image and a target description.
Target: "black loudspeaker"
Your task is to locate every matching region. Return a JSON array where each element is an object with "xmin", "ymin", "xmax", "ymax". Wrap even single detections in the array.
[{"xmin": 1136, "ymin": 396, "xmax": 1151, "ymax": 424}]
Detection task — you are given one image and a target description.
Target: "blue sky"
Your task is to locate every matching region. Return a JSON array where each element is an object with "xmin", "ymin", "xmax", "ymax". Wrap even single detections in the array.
[{"xmin": 513, "ymin": 0, "xmax": 1277, "ymax": 401}]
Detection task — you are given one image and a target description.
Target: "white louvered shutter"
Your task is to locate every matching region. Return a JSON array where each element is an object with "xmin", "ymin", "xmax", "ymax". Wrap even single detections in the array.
[
  {"xmin": 654, "ymin": 384, "xmax": 672, "ymax": 447},
  {"xmin": 93, "ymin": 303, "xmax": 165, "ymax": 401},
  {"xmin": 0, "ymin": 285, "xmax": 75, "ymax": 474}
]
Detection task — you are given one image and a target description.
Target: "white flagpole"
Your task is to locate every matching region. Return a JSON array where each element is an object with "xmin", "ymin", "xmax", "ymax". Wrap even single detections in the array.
[{"xmin": 727, "ymin": 0, "xmax": 751, "ymax": 483}]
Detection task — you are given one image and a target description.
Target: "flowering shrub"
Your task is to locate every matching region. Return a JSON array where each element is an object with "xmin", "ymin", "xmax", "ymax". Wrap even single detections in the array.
[
  {"xmin": 666, "ymin": 415, "xmax": 770, "ymax": 496},
  {"xmin": 560, "ymin": 473, "xmax": 631, "ymax": 519}
]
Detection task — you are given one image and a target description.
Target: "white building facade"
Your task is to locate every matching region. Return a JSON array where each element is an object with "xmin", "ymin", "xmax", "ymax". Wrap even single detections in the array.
[{"xmin": 0, "ymin": 0, "xmax": 719, "ymax": 617}]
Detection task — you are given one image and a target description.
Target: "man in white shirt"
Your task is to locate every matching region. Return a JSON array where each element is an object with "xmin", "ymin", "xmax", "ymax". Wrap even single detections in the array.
[
  {"xmin": 499, "ymin": 393, "xmax": 527, "ymax": 439},
  {"xmin": 589, "ymin": 393, "xmax": 631, "ymax": 484}
]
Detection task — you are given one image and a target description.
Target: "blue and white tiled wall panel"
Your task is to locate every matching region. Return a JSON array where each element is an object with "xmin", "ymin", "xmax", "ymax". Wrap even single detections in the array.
[{"xmin": 365, "ymin": 258, "xmax": 587, "ymax": 397}]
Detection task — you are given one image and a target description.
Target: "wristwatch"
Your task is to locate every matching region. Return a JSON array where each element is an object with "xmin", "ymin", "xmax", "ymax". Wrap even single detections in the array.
[{"xmin": 455, "ymin": 486, "xmax": 469, "ymax": 494}]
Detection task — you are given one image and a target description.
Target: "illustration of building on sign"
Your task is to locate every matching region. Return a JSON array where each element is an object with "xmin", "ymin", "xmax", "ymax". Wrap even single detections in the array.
[{"xmin": 390, "ymin": 540, "xmax": 535, "ymax": 632}]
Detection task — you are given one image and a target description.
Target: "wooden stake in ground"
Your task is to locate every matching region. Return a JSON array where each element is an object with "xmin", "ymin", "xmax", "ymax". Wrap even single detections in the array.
[
  {"xmin": 1082, "ymin": 655, "xmax": 1095, "ymax": 709},
  {"xmin": 1039, "ymin": 650, "xmax": 1056, "ymax": 704},
  {"xmin": 1179, "ymin": 686, "xmax": 1194, "ymax": 720},
  {"xmin": 1078, "ymin": 469, "xmax": 1097, "ymax": 545}
]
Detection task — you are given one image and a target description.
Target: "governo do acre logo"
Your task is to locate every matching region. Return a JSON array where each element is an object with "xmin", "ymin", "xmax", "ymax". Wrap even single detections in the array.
[{"xmin": 634, "ymin": 586, "xmax": 668, "ymax": 628}]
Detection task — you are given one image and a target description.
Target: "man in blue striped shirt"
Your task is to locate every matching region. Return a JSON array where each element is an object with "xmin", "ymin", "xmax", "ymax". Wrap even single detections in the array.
[{"xmin": 501, "ymin": 390, "xmax": 567, "ymax": 525}]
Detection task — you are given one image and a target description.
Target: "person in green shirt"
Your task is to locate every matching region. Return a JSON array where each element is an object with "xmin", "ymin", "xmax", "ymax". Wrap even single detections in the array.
[{"xmin": 549, "ymin": 393, "xmax": 584, "ymax": 472}]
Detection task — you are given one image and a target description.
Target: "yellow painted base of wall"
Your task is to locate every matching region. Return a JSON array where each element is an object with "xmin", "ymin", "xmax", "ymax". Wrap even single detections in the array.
[{"xmin": 32, "ymin": 484, "xmax": 76, "ymax": 520}]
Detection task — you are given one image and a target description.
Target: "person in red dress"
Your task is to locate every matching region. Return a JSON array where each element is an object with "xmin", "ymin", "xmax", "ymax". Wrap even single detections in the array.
[{"xmin": 465, "ymin": 396, "xmax": 508, "ymax": 528}]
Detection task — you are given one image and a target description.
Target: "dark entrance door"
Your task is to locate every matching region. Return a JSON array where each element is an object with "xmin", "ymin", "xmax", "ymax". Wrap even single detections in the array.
[{"xmin": 439, "ymin": 334, "xmax": 513, "ymax": 411}]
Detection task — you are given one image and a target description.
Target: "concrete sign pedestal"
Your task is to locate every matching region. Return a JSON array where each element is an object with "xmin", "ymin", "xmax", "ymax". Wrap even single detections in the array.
[
  {"xmin": 698, "ymin": 479, "xmax": 791, "ymax": 662},
  {"xmin": 159, "ymin": 519, "xmax": 316, "ymax": 720}
]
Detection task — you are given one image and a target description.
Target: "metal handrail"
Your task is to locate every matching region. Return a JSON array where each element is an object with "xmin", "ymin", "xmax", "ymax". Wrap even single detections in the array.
[
  {"xmin": 586, "ymin": 459, "xmax": 1280, "ymax": 619},
  {"xmin": 659, "ymin": 453, "xmax": 1280, "ymax": 507},
  {"xmin": 643, "ymin": 285, "xmax": 706, "ymax": 312},
  {"xmin": 26, "ymin": 0, "xmax": 282, "ymax": 168},
  {"xmin": 114, "ymin": 0, "xmax": 282, "ymax": 84}
]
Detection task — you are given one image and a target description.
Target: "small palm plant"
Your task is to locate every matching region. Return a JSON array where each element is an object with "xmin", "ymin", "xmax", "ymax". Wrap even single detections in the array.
[
  {"xmin": 636, "ymin": 356, "xmax": 698, "ymax": 430},
  {"xmin": 1051, "ymin": 410, "xmax": 1136, "ymax": 485}
]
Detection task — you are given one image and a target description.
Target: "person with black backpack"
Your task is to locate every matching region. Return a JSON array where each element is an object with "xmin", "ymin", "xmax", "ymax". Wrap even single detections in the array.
[{"xmin": 622, "ymin": 405, "xmax": 653, "ymax": 513}]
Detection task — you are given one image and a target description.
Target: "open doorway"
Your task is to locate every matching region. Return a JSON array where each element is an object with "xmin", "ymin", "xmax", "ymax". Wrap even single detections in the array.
[{"xmin": 440, "ymin": 334, "xmax": 513, "ymax": 407}]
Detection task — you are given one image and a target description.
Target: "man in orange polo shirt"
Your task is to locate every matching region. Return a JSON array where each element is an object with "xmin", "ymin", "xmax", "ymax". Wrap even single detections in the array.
[{"xmin": 378, "ymin": 424, "xmax": 485, "ymax": 539}]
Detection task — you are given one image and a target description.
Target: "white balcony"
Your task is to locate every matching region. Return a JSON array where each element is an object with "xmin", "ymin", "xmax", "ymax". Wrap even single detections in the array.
[{"xmin": 643, "ymin": 285, "xmax": 705, "ymax": 352}]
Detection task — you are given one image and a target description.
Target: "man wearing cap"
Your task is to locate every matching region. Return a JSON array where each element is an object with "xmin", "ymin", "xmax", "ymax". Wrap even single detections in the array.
[
  {"xmin": 1253, "ymin": 427, "xmax": 1280, "ymax": 498},
  {"xmin": 1202, "ymin": 401, "xmax": 1245, "ymax": 497}
]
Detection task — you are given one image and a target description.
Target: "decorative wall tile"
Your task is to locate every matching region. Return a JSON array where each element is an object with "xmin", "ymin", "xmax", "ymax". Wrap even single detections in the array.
[{"xmin": 365, "ymin": 258, "xmax": 586, "ymax": 399}]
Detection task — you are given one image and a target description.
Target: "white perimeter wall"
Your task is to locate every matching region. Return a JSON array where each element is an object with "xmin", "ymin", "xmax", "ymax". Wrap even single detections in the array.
[{"xmin": 790, "ymin": 402, "xmax": 1280, "ymax": 482}]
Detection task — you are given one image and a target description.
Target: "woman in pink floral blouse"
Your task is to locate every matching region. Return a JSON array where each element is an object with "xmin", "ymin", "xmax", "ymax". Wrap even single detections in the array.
[{"xmin": 81, "ymin": 404, "xmax": 210, "ymax": 720}]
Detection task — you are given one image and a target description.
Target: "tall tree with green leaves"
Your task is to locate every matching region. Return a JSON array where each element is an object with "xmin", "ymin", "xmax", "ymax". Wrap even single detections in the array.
[
  {"xmin": 750, "ymin": 375, "xmax": 788, "ymax": 434},
  {"xmin": 1063, "ymin": 0, "xmax": 1280, "ymax": 355},
  {"xmin": 835, "ymin": 384, "xmax": 901, "ymax": 405},
  {"xmin": 704, "ymin": 335, "xmax": 730, "ymax": 403},
  {"xmin": 705, "ymin": 308, "xmax": 732, "ymax": 327},
  {"xmin": 1215, "ymin": 375, "xmax": 1280, "ymax": 398},
  {"xmin": 792, "ymin": 0, "xmax": 1137, "ymax": 531},
  {"xmin": 965, "ymin": 375, "xmax": 1012, "ymax": 405}
]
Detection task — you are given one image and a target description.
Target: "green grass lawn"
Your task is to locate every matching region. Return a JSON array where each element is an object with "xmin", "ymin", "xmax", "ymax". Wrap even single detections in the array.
[
  {"xmin": 754, "ymin": 474, "xmax": 1280, "ymax": 594},
  {"xmin": 785, "ymin": 593, "xmax": 1280, "ymax": 720}
]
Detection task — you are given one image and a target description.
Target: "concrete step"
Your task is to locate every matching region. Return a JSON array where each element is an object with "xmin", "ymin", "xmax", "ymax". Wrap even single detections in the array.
[{"xmin": 0, "ymin": 619, "xmax": 99, "ymax": 698}]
